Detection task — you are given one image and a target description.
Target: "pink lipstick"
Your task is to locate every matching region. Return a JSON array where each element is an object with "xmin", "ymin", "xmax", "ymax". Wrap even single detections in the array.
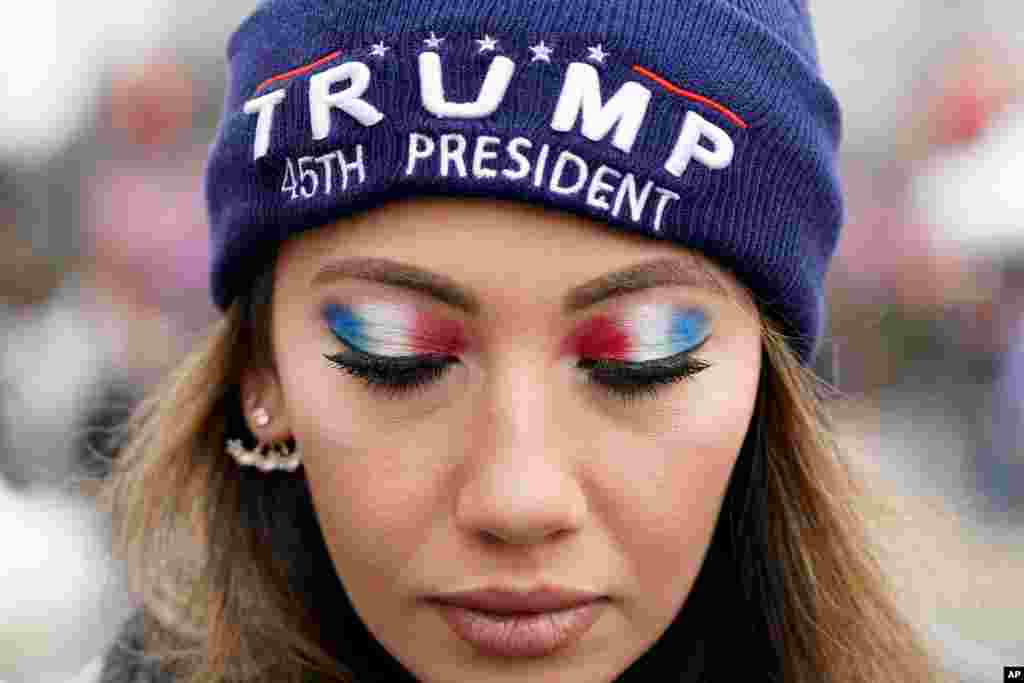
[{"xmin": 426, "ymin": 587, "xmax": 608, "ymax": 657}]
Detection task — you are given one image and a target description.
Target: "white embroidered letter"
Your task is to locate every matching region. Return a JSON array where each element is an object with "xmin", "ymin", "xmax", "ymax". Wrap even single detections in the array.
[
  {"xmin": 439, "ymin": 133, "xmax": 468, "ymax": 178},
  {"xmin": 612, "ymin": 173, "xmax": 654, "ymax": 222},
  {"xmin": 550, "ymin": 62, "xmax": 652, "ymax": 154},
  {"xmin": 664, "ymin": 111, "xmax": 734, "ymax": 176},
  {"xmin": 337, "ymin": 145, "xmax": 366, "ymax": 190},
  {"xmin": 549, "ymin": 150, "xmax": 589, "ymax": 196},
  {"xmin": 651, "ymin": 187, "xmax": 680, "ymax": 232},
  {"xmin": 309, "ymin": 62, "xmax": 385, "ymax": 140},
  {"xmin": 533, "ymin": 144, "xmax": 551, "ymax": 187},
  {"xmin": 502, "ymin": 137, "xmax": 533, "ymax": 180},
  {"xmin": 244, "ymin": 90, "xmax": 286, "ymax": 161},
  {"xmin": 472, "ymin": 136, "xmax": 501, "ymax": 178},
  {"xmin": 419, "ymin": 51, "xmax": 516, "ymax": 119},
  {"xmin": 406, "ymin": 133, "xmax": 436, "ymax": 175},
  {"xmin": 586, "ymin": 165, "xmax": 622, "ymax": 211}
]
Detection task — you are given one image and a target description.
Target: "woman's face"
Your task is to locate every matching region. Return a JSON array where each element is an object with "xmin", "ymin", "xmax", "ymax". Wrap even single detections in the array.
[{"xmin": 254, "ymin": 197, "xmax": 761, "ymax": 682}]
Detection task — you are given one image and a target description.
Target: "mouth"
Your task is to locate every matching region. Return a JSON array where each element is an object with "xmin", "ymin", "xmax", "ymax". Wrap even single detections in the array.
[
  {"xmin": 424, "ymin": 587, "xmax": 610, "ymax": 657},
  {"xmin": 430, "ymin": 600, "xmax": 609, "ymax": 657}
]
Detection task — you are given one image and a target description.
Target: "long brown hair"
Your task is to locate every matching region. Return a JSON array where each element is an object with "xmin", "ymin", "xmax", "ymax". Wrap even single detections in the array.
[{"xmin": 93, "ymin": 255, "xmax": 951, "ymax": 683}]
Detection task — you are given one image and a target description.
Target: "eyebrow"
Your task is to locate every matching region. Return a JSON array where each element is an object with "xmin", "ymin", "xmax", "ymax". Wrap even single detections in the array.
[{"xmin": 311, "ymin": 255, "xmax": 727, "ymax": 316}]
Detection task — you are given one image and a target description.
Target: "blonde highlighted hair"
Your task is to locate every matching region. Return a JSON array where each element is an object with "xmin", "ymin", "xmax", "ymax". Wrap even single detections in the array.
[{"xmin": 94, "ymin": 260, "xmax": 951, "ymax": 683}]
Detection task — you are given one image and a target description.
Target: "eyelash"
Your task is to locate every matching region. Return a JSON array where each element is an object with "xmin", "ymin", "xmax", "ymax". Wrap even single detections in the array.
[{"xmin": 323, "ymin": 342, "xmax": 712, "ymax": 404}]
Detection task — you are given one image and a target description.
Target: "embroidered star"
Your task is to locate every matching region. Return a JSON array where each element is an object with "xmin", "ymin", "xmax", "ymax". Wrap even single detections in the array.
[
  {"xmin": 423, "ymin": 31, "xmax": 445, "ymax": 49},
  {"xmin": 586, "ymin": 44, "xmax": 610, "ymax": 63},
  {"xmin": 529, "ymin": 40, "xmax": 553, "ymax": 63},
  {"xmin": 475, "ymin": 34, "xmax": 499, "ymax": 53},
  {"xmin": 369, "ymin": 41, "xmax": 390, "ymax": 57}
]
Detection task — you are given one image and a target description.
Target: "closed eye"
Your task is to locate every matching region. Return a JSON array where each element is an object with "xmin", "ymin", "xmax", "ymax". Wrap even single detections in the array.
[{"xmin": 324, "ymin": 340, "xmax": 711, "ymax": 403}]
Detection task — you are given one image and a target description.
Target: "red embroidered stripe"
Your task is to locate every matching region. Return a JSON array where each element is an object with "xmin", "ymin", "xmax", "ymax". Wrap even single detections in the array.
[
  {"xmin": 631, "ymin": 64, "xmax": 748, "ymax": 129},
  {"xmin": 255, "ymin": 49, "xmax": 344, "ymax": 93}
]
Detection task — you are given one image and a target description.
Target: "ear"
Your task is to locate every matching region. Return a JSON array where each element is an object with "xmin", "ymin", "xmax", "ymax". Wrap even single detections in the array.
[{"xmin": 239, "ymin": 366, "xmax": 291, "ymax": 444}]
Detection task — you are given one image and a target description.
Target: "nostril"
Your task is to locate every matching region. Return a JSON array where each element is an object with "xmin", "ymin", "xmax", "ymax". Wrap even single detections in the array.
[{"xmin": 479, "ymin": 526, "xmax": 570, "ymax": 547}]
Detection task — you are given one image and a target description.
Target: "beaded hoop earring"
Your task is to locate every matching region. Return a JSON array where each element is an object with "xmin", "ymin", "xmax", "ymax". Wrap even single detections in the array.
[
  {"xmin": 226, "ymin": 407, "xmax": 302, "ymax": 472},
  {"xmin": 226, "ymin": 437, "xmax": 303, "ymax": 472}
]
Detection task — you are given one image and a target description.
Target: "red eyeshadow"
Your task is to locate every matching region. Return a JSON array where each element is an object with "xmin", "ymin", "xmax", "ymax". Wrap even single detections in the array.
[
  {"xmin": 562, "ymin": 314, "xmax": 630, "ymax": 360},
  {"xmin": 411, "ymin": 310, "xmax": 468, "ymax": 355}
]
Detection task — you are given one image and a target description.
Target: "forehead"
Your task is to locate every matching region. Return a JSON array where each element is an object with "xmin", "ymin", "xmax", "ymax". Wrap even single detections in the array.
[{"xmin": 276, "ymin": 196, "xmax": 758, "ymax": 316}]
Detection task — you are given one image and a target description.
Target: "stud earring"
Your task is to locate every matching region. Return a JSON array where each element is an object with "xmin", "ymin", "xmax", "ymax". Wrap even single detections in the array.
[{"xmin": 252, "ymin": 406, "xmax": 270, "ymax": 427}]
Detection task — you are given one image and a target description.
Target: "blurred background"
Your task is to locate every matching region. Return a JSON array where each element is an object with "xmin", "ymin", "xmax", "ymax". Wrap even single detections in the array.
[{"xmin": 1, "ymin": 2, "xmax": 1022, "ymax": 681}]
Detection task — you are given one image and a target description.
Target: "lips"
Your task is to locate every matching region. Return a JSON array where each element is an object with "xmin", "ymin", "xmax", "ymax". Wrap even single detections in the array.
[
  {"xmin": 425, "ymin": 586, "xmax": 610, "ymax": 657},
  {"xmin": 428, "ymin": 586, "xmax": 607, "ymax": 614}
]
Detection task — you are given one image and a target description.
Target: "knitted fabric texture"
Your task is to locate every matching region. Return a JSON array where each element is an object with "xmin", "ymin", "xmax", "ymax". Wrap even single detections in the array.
[{"xmin": 205, "ymin": 0, "xmax": 843, "ymax": 362}]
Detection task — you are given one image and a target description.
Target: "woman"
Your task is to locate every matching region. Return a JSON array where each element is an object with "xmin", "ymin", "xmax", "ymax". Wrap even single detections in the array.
[{"xmin": 95, "ymin": 0, "xmax": 949, "ymax": 681}]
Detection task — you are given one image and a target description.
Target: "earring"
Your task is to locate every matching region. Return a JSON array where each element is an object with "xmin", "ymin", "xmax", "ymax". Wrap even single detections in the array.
[
  {"xmin": 226, "ymin": 408, "xmax": 302, "ymax": 472},
  {"xmin": 226, "ymin": 438, "xmax": 303, "ymax": 472},
  {"xmin": 252, "ymin": 406, "xmax": 270, "ymax": 427}
]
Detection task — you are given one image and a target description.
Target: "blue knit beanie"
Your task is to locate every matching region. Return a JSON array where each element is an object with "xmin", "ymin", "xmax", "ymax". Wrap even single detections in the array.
[{"xmin": 205, "ymin": 0, "xmax": 843, "ymax": 363}]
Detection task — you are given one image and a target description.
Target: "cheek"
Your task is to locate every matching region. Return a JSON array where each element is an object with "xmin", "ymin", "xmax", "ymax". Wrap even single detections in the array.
[
  {"xmin": 282, "ymin": 357, "xmax": 445, "ymax": 581},
  {"xmin": 303, "ymin": 442, "xmax": 438, "ymax": 587},
  {"xmin": 599, "ymin": 353, "xmax": 758, "ymax": 617},
  {"xmin": 599, "ymin": 419, "xmax": 747, "ymax": 608}
]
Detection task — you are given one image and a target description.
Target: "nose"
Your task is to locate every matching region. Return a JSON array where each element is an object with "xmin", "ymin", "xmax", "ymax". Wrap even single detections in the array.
[{"xmin": 453, "ymin": 356, "xmax": 588, "ymax": 547}]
